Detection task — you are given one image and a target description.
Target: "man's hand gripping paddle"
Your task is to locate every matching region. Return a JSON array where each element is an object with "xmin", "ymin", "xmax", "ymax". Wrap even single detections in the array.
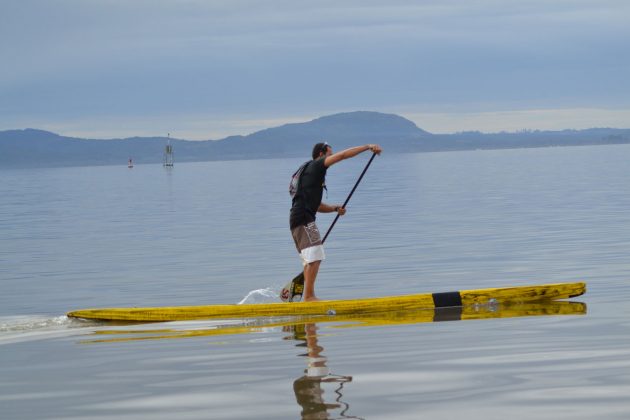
[{"xmin": 280, "ymin": 152, "xmax": 377, "ymax": 302}]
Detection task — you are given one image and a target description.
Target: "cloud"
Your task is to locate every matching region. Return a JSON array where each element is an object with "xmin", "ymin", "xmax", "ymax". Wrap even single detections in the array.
[
  {"xmin": 1, "ymin": 0, "xmax": 629, "ymax": 136},
  {"xmin": 402, "ymin": 108, "xmax": 630, "ymax": 134}
]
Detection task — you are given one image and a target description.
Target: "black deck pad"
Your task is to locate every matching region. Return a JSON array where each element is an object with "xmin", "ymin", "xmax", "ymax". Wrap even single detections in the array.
[{"xmin": 432, "ymin": 291, "xmax": 463, "ymax": 308}]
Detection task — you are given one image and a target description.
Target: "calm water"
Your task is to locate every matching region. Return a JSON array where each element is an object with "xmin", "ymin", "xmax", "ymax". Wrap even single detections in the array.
[{"xmin": 2, "ymin": 145, "xmax": 630, "ymax": 419}]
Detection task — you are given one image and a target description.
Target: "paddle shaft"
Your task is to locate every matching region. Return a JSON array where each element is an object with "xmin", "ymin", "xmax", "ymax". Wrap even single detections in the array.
[{"xmin": 322, "ymin": 152, "xmax": 377, "ymax": 243}]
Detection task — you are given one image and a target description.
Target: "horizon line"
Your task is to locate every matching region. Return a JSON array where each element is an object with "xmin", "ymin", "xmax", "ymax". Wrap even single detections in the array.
[{"xmin": 2, "ymin": 108, "xmax": 630, "ymax": 141}]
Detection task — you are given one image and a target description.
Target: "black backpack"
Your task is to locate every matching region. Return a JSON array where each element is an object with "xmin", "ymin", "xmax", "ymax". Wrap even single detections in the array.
[{"xmin": 289, "ymin": 161, "xmax": 310, "ymax": 198}]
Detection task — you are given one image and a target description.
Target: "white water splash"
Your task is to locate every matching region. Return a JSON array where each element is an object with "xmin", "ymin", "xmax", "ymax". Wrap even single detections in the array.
[
  {"xmin": 1, "ymin": 315, "xmax": 71, "ymax": 333},
  {"xmin": 0, "ymin": 315, "xmax": 99, "ymax": 333},
  {"xmin": 0, "ymin": 315, "xmax": 99, "ymax": 346},
  {"xmin": 237, "ymin": 288, "xmax": 279, "ymax": 305}
]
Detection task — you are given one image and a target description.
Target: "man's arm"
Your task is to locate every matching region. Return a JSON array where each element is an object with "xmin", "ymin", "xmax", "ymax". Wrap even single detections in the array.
[
  {"xmin": 324, "ymin": 144, "xmax": 382, "ymax": 168},
  {"xmin": 317, "ymin": 203, "xmax": 347, "ymax": 215}
]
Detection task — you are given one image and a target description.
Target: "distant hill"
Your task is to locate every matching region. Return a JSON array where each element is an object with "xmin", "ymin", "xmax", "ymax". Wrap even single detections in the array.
[{"xmin": 1, "ymin": 111, "xmax": 629, "ymax": 168}]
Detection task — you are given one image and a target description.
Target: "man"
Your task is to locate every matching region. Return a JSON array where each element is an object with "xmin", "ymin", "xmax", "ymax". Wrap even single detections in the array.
[{"xmin": 290, "ymin": 142, "xmax": 382, "ymax": 302}]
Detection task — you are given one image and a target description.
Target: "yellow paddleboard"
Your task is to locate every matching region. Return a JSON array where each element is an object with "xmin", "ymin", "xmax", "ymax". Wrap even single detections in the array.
[
  {"xmin": 81, "ymin": 301, "xmax": 587, "ymax": 344},
  {"xmin": 66, "ymin": 282, "xmax": 585, "ymax": 322}
]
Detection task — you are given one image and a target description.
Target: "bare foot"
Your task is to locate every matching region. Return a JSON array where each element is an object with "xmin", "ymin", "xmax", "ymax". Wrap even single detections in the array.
[{"xmin": 304, "ymin": 296, "xmax": 322, "ymax": 302}]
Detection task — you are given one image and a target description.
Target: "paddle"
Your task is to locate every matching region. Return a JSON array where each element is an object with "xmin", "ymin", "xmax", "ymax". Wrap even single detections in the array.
[{"xmin": 281, "ymin": 152, "xmax": 378, "ymax": 302}]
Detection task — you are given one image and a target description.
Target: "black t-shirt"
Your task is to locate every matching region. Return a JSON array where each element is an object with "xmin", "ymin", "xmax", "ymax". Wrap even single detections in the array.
[{"xmin": 289, "ymin": 157, "xmax": 327, "ymax": 229}]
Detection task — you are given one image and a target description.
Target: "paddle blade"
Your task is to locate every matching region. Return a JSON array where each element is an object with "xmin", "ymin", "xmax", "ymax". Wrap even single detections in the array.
[{"xmin": 280, "ymin": 272, "xmax": 305, "ymax": 302}]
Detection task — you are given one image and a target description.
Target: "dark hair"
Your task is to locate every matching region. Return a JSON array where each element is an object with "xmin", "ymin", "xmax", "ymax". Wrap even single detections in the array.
[{"xmin": 312, "ymin": 142, "xmax": 329, "ymax": 159}]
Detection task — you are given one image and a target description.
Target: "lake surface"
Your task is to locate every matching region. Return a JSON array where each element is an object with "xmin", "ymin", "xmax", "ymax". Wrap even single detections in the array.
[{"xmin": 2, "ymin": 145, "xmax": 630, "ymax": 419}]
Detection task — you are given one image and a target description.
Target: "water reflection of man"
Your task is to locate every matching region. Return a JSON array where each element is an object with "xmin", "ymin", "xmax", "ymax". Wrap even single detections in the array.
[{"xmin": 288, "ymin": 323, "xmax": 358, "ymax": 420}]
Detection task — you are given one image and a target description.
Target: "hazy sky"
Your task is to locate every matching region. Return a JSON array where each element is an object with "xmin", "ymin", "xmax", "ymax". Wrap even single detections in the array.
[{"xmin": 1, "ymin": 0, "xmax": 629, "ymax": 139}]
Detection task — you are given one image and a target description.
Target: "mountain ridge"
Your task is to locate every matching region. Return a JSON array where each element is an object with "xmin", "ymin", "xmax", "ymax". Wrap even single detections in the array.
[{"xmin": 1, "ymin": 111, "xmax": 629, "ymax": 168}]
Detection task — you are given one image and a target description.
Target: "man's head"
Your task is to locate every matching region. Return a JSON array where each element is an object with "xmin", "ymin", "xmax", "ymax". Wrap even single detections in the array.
[{"xmin": 312, "ymin": 142, "xmax": 332, "ymax": 159}]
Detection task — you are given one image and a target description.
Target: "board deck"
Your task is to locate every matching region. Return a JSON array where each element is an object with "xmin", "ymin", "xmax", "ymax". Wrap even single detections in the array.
[{"xmin": 66, "ymin": 282, "xmax": 586, "ymax": 322}]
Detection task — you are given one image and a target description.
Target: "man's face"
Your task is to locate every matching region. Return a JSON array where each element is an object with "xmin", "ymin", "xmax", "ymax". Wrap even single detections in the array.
[{"xmin": 324, "ymin": 146, "xmax": 333, "ymax": 156}]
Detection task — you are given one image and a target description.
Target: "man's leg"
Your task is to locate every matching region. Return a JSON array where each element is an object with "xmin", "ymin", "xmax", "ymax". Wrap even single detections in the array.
[{"xmin": 303, "ymin": 260, "xmax": 321, "ymax": 302}]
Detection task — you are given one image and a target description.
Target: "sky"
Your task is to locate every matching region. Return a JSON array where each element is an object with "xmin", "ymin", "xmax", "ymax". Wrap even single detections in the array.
[{"xmin": 1, "ymin": 0, "xmax": 629, "ymax": 140}]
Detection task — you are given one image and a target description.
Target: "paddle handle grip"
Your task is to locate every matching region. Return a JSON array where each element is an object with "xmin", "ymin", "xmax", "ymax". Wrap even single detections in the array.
[{"xmin": 322, "ymin": 152, "xmax": 377, "ymax": 243}]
